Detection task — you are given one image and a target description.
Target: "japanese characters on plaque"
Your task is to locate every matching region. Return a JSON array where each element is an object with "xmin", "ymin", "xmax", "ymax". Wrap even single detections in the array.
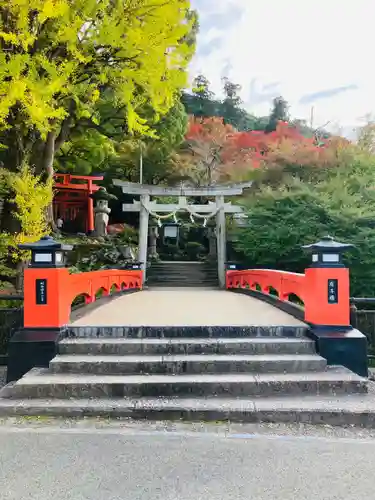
[
  {"xmin": 327, "ymin": 279, "xmax": 338, "ymax": 304},
  {"xmin": 35, "ymin": 279, "xmax": 47, "ymax": 305}
]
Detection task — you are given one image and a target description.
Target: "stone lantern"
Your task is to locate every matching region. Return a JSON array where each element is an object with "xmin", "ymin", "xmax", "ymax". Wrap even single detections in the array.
[
  {"xmin": 232, "ymin": 212, "xmax": 248, "ymax": 228},
  {"xmin": 19, "ymin": 235, "xmax": 73, "ymax": 268},
  {"xmin": 163, "ymin": 222, "xmax": 180, "ymax": 245},
  {"xmin": 90, "ymin": 187, "xmax": 117, "ymax": 237},
  {"xmin": 302, "ymin": 235, "xmax": 354, "ymax": 268},
  {"xmin": 148, "ymin": 221, "xmax": 159, "ymax": 260}
]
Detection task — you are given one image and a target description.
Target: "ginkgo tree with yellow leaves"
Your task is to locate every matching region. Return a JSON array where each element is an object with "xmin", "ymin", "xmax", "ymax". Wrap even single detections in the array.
[
  {"xmin": 0, "ymin": 0, "xmax": 195, "ymax": 185},
  {"xmin": 0, "ymin": 164, "xmax": 52, "ymax": 291}
]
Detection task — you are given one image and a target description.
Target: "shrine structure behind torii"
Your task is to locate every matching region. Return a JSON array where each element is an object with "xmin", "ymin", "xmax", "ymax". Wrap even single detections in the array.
[
  {"xmin": 112, "ymin": 180, "xmax": 252, "ymax": 287},
  {"xmin": 54, "ymin": 173, "xmax": 104, "ymax": 234}
]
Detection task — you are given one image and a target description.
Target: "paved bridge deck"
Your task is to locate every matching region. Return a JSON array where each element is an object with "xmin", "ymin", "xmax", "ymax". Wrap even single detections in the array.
[{"xmin": 70, "ymin": 288, "xmax": 305, "ymax": 327}]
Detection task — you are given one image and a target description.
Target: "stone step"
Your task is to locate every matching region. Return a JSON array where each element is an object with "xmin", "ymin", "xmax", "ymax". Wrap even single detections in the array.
[
  {"xmin": 148, "ymin": 273, "xmax": 216, "ymax": 276},
  {"xmin": 146, "ymin": 282, "xmax": 219, "ymax": 287},
  {"xmin": 147, "ymin": 262, "xmax": 218, "ymax": 285},
  {"xmin": 149, "ymin": 263, "xmax": 216, "ymax": 267},
  {"xmin": 1, "ymin": 394, "xmax": 374, "ymax": 427},
  {"xmin": 67, "ymin": 325, "xmax": 308, "ymax": 339},
  {"xmin": 147, "ymin": 269, "xmax": 218, "ymax": 275},
  {"xmin": 148, "ymin": 271, "xmax": 217, "ymax": 276},
  {"xmin": 59, "ymin": 337, "xmax": 316, "ymax": 356},
  {"xmin": 49, "ymin": 353, "xmax": 326, "ymax": 375},
  {"xmin": 147, "ymin": 276, "xmax": 219, "ymax": 282},
  {"xmin": 146, "ymin": 284, "xmax": 219, "ymax": 287},
  {"xmin": 148, "ymin": 277, "xmax": 217, "ymax": 280},
  {"xmin": 10, "ymin": 367, "xmax": 367, "ymax": 399},
  {"xmin": 147, "ymin": 272, "xmax": 218, "ymax": 278}
]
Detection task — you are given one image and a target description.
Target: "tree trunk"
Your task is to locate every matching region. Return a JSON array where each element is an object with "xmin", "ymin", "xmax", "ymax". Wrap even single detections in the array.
[
  {"xmin": 15, "ymin": 260, "xmax": 28, "ymax": 292},
  {"xmin": 43, "ymin": 131, "xmax": 57, "ymax": 231}
]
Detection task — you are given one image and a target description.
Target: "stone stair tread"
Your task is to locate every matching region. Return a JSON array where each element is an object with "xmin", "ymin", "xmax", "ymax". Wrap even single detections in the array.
[
  {"xmin": 2, "ymin": 393, "xmax": 375, "ymax": 415},
  {"xmin": 51, "ymin": 353, "xmax": 323, "ymax": 363},
  {"xmin": 60, "ymin": 337, "xmax": 314, "ymax": 345},
  {"xmin": 15, "ymin": 368, "xmax": 365, "ymax": 385},
  {"xmin": 68, "ymin": 324, "xmax": 306, "ymax": 329}
]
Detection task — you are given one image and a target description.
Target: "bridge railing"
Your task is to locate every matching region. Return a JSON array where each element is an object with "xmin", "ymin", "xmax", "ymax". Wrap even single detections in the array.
[
  {"xmin": 226, "ymin": 269, "xmax": 306, "ymax": 303},
  {"xmin": 226, "ymin": 235, "xmax": 356, "ymax": 329},
  {"xmin": 19, "ymin": 236, "xmax": 142, "ymax": 330},
  {"xmin": 23, "ymin": 266, "xmax": 142, "ymax": 330},
  {"xmin": 69, "ymin": 269, "xmax": 142, "ymax": 305},
  {"xmin": 226, "ymin": 265, "xmax": 351, "ymax": 328},
  {"xmin": 6, "ymin": 236, "xmax": 143, "ymax": 382}
]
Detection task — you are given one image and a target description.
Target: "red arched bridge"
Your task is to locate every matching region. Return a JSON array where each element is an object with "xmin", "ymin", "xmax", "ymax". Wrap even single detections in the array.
[
  {"xmin": 17, "ymin": 235, "xmax": 351, "ymax": 331},
  {"xmin": 1, "ymin": 235, "xmax": 368, "ymax": 424}
]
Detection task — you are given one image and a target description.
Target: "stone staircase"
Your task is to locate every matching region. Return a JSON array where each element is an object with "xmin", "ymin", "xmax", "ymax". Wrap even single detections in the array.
[
  {"xmin": 146, "ymin": 261, "xmax": 219, "ymax": 288},
  {"xmin": 0, "ymin": 325, "xmax": 368, "ymax": 422}
]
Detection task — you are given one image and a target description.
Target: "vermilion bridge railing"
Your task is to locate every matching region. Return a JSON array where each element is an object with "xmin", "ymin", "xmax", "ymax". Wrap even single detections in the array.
[
  {"xmin": 23, "ymin": 267, "xmax": 142, "ymax": 330},
  {"xmin": 226, "ymin": 269, "xmax": 306, "ymax": 303},
  {"xmin": 226, "ymin": 267, "xmax": 350, "ymax": 328}
]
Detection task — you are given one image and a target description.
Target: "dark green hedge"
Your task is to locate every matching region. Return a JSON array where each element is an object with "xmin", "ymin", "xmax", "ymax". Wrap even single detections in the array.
[{"xmin": 234, "ymin": 153, "xmax": 375, "ymax": 297}]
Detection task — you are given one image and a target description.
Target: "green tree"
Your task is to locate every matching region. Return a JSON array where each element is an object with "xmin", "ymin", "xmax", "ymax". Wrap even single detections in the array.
[
  {"xmin": 234, "ymin": 148, "xmax": 375, "ymax": 297},
  {"xmin": 140, "ymin": 100, "xmax": 189, "ymax": 184},
  {"xmin": 265, "ymin": 96, "xmax": 290, "ymax": 133},
  {"xmin": 106, "ymin": 100, "xmax": 189, "ymax": 185},
  {"xmin": 183, "ymin": 75, "xmax": 276, "ymax": 132},
  {"xmin": 182, "ymin": 74, "xmax": 219, "ymax": 118},
  {"xmin": 55, "ymin": 129, "xmax": 116, "ymax": 176},
  {"xmin": 220, "ymin": 77, "xmax": 243, "ymax": 127},
  {"xmin": 220, "ymin": 77, "xmax": 267, "ymax": 131}
]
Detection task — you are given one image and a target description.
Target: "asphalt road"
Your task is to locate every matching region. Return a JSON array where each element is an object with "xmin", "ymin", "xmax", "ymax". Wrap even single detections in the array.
[{"xmin": 0, "ymin": 420, "xmax": 374, "ymax": 500}]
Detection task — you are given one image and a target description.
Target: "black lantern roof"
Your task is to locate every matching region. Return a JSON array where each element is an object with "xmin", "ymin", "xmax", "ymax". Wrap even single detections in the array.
[
  {"xmin": 90, "ymin": 187, "xmax": 117, "ymax": 202},
  {"xmin": 302, "ymin": 235, "xmax": 354, "ymax": 252},
  {"xmin": 18, "ymin": 235, "xmax": 73, "ymax": 252}
]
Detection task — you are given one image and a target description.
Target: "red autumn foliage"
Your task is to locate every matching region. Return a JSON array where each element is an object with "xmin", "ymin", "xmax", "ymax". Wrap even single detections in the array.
[
  {"xmin": 185, "ymin": 116, "xmax": 235, "ymax": 148},
  {"xmin": 183, "ymin": 117, "xmax": 350, "ymax": 184},
  {"xmin": 223, "ymin": 121, "xmax": 319, "ymax": 168},
  {"xmin": 183, "ymin": 116, "xmax": 236, "ymax": 184}
]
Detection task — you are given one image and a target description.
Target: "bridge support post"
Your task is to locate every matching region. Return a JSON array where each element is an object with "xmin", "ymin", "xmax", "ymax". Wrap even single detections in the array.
[
  {"xmin": 302, "ymin": 236, "xmax": 368, "ymax": 377},
  {"xmin": 7, "ymin": 236, "xmax": 73, "ymax": 383}
]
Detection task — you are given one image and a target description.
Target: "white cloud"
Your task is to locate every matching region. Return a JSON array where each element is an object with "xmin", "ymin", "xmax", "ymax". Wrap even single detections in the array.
[{"xmin": 190, "ymin": 0, "xmax": 375, "ymax": 133}]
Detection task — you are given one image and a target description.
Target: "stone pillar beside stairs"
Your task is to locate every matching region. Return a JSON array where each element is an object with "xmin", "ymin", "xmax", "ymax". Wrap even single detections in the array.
[
  {"xmin": 301, "ymin": 236, "xmax": 368, "ymax": 377},
  {"xmin": 7, "ymin": 236, "xmax": 73, "ymax": 383}
]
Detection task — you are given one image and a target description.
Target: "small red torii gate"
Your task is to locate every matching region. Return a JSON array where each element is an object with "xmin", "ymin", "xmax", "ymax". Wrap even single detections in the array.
[{"xmin": 53, "ymin": 173, "xmax": 104, "ymax": 233}]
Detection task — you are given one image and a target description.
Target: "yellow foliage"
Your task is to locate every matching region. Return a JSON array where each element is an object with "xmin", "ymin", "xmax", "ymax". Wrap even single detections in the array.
[
  {"xmin": 7, "ymin": 165, "xmax": 53, "ymax": 261},
  {"xmin": 0, "ymin": 0, "xmax": 195, "ymax": 138}
]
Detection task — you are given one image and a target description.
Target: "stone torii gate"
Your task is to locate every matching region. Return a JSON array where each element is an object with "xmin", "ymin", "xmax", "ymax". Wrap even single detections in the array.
[{"xmin": 112, "ymin": 180, "xmax": 251, "ymax": 288}]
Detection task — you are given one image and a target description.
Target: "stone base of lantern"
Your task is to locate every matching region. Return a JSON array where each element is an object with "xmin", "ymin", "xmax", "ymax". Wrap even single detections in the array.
[
  {"xmin": 308, "ymin": 326, "xmax": 368, "ymax": 378},
  {"xmin": 6, "ymin": 327, "xmax": 67, "ymax": 383}
]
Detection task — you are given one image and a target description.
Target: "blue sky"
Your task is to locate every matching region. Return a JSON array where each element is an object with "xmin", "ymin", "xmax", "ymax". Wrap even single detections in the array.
[{"xmin": 190, "ymin": 0, "xmax": 375, "ymax": 137}]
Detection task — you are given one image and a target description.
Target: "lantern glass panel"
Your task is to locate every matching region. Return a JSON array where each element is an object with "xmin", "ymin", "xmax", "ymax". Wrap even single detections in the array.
[
  {"xmin": 322, "ymin": 253, "xmax": 339, "ymax": 263},
  {"xmin": 55, "ymin": 252, "xmax": 63, "ymax": 264},
  {"xmin": 164, "ymin": 226, "xmax": 178, "ymax": 238},
  {"xmin": 34, "ymin": 253, "xmax": 53, "ymax": 263}
]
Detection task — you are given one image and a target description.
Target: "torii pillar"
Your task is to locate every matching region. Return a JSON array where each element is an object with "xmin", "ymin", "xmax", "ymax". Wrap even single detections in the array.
[
  {"xmin": 216, "ymin": 195, "xmax": 226, "ymax": 288},
  {"xmin": 138, "ymin": 194, "xmax": 150, "ymax": 281}
]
